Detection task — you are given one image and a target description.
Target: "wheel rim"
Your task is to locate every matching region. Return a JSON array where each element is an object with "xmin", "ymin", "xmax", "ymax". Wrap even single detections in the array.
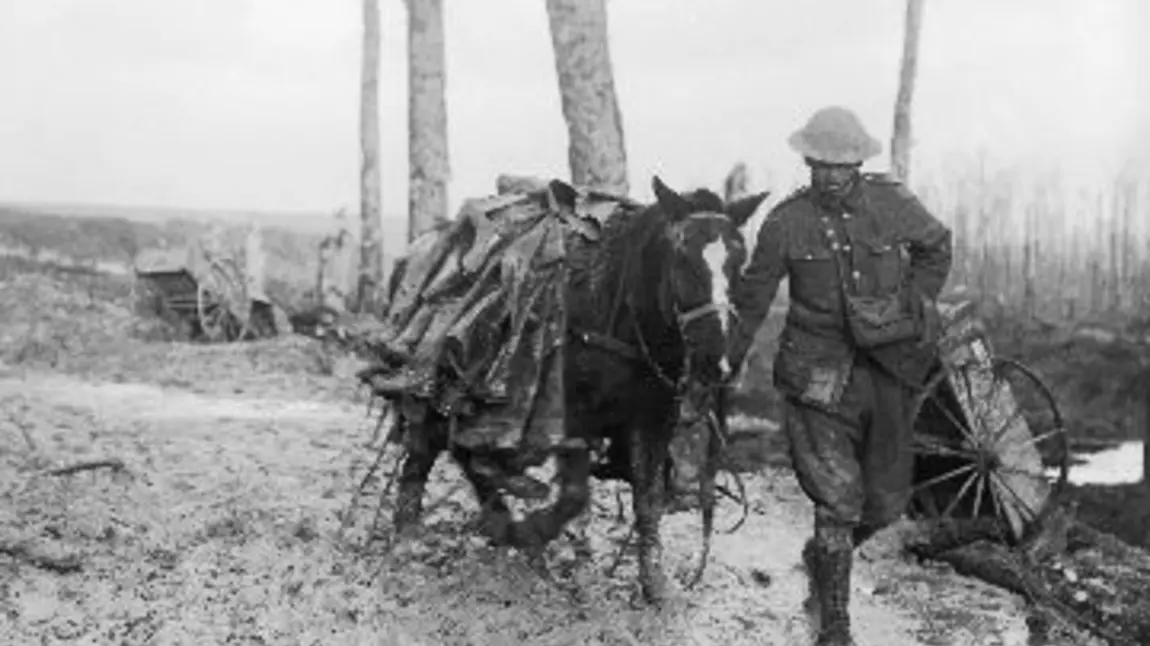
[{"xmin": 912, "ymin": 354, "xmax": 1067, "ymax": 541}]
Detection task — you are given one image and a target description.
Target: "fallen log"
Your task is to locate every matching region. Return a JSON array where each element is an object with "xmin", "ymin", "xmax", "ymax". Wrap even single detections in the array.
[{"xmin": 906, "ymin": 508, "xmax": 1150, "ymax": 646}]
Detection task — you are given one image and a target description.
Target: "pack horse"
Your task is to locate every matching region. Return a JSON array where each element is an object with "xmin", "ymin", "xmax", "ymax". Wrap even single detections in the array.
[{"xmin": 356, "ymin": 176, "xmax": 768, "ymax": 604}]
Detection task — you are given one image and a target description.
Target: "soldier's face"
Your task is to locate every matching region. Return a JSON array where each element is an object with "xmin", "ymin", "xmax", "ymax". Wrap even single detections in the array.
[{"xmin": 808, "ymin": 160, "xmax": 860, "ymax": 198}]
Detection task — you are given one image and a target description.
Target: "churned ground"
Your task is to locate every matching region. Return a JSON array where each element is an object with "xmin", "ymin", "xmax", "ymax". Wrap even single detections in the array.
[{"xmin": 1, "ymin": 335, "xmax": 1101, "ymax": 646}]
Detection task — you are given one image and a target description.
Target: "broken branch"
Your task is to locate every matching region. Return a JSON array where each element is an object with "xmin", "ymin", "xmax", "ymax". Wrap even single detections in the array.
[{"xmin": 46, "ymin": 458, "xmax": 127, "ymax": 477}]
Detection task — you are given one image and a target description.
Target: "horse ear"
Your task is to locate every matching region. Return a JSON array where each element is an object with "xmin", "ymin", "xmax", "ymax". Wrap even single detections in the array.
[
  {"xmin": 547, "ymin": 179, "xmax": 578, "ymax": 211},
  {"xmin": 725, "ymin": 191, "xmax": 770, "ymax": 228},
  {"xmin": 651, "ymin": 175, "xmax": 692, "ymax": 220}
]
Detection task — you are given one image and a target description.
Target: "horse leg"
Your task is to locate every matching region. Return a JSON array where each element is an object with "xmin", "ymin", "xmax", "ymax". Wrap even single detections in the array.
[
  {"xmin": 629, "ymin": 415, "xmax": 674, "ymax": 605},
  {"xmin": 393, "ymin": 414, "xmax": 448, "ymax": 536},
  {"xmin": 453, "ymin": 446, "xmax": 514, "ymax": 545},
  {"xmin": 511, "ymin": 447, "xmax": 592, "ymax": 555}
]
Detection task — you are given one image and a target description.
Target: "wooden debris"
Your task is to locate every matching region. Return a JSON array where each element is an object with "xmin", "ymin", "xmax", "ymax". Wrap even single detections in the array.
[
  {"xmin": 46, "ymin": 458, "xmax": 127, "ymax": 477},
  {"xmin": 0, "ymin": 540, "xmax": 83, "ymax": 574},
  {"xmin": 908, "ymin": 509, "xmax": 1150, "ymax": 646}
]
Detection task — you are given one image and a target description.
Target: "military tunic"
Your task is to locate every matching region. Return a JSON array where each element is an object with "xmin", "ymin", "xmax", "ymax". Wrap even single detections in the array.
[{"xmin": 732, "ymin": 173, "xmax": 952, "ymax": 528}]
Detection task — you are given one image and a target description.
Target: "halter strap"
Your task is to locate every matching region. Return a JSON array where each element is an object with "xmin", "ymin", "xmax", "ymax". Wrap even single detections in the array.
[{"xmin": 676, "ymin": 301, "xmax": 736, "ymax": 328}]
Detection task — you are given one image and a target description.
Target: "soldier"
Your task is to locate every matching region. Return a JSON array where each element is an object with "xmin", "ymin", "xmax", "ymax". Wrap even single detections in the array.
[{"xmin": 730, "ymin": 106, "xmax": 952, "ymax": 645}]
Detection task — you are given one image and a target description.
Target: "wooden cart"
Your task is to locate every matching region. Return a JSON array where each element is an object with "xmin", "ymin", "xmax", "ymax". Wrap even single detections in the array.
[
  {"xmin": 910, "ymin": 300, "xmax": 1069, "ymax": 541},
  {"xmin": 134, "ymin": 248, "xmax": 258, "ymax": 342}
]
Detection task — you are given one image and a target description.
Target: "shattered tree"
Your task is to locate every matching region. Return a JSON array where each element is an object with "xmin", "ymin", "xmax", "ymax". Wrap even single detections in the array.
[
  {"xmin": 358, "ymin": 0, "xmax": 384, "ymax": 311},
  {"xmin": 890, "ymin": 0, "xmax": 924, "ymax": 183},
  {"xmin": 406, "ymin": 0, "xmax": 450, "ymax": 242},
  {"xmin": 545, "ymin": 0, "xmax": 629, "ymax": 196}
]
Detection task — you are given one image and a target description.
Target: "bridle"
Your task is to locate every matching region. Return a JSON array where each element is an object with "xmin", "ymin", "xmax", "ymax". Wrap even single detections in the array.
[
  {"xmin": 631, "ymin": 298, "xmax": 738, "ymax": 394},
  {"xmin": 676, "ymin": 300, "xmax": 737, "ymax": 329},
  {"xmin": 632, "ymin": 237, "xmax": 740, "ymax": 397},
  {"xmin": 576, "ymin": 209, "xmax": 739, "ymax": 397}
]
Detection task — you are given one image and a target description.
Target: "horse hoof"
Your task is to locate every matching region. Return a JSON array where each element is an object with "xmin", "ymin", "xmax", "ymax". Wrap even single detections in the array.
[
  {"xmin": 640, "ymin": 573, "xmax": 681, "ymax": 609},
  {"xmin": 640, "ymin": 587, "xmax": 688, "ymax": 613},
  {"xmin": 392, "ymin": 514, "xmax": 420, "ymax": 538}
]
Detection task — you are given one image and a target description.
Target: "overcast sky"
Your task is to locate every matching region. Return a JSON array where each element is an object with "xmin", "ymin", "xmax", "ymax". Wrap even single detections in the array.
[{"xmin": 1, "ymin": 0, "xmax": 1144, "ymax": 233}]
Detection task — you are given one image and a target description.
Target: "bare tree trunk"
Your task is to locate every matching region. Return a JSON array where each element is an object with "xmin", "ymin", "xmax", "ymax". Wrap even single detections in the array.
[
  {"xmin": 406, "ymin": 0, "xmax": 450, "ymax": 242},
  {"xmin": 890, "ymin": 0, "xmax": 924, "ymax": 183},
  {"xmin": 545, "ymin": 0, "xmax": 629, "ymax": 196},
  {"xmin": 358, "ymin": 0, "xmax": 384, "ymax": 312}
]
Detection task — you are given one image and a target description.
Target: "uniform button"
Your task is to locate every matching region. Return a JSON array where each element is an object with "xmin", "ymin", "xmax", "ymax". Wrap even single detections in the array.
[
  {"xmin": 843, "ymin": 244, "xmax": 852, "ymax": 251},
  {"xmin": 830, "ymin": 242, "xmax": 840, "ymax": 251},
  {"xmin": 852, "ymin": 270, "xmax": 861, "ymax": 280},
  {"xmin": 842, "ymin": 213, "xmax": 852, "ymax": 220},
  {"xmin": 826, "ymin": 229, "xmax": 835, "ymax": 237}
]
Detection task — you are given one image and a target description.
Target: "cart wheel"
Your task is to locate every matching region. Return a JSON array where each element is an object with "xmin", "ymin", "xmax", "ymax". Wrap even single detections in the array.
[
  {"xmin": 198, "ymin": 259, "xmax": 250, "ymax": 342},
  {"xmin": 911, "ymin": 357, "xmax": 1068, "ymax": 541},
  {"xmin": 209, "ymin": 258, "xmax": 252, "ymax": 341},
  {"xmin": 197, "ymin": 283, "xmax": 237, "ymax": 342}
]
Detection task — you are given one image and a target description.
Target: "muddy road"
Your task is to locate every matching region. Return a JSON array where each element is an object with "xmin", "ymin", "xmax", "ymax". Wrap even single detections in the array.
[{"xmin": 0, "ymin": 344, "xmax": 1093, "ymax": 645}]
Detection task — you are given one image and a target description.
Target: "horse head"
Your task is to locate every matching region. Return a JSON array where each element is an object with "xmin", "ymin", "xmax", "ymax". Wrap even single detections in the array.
[{"xmin": 648, "ymin": 175, "xmax": 769, "ymax": 386}]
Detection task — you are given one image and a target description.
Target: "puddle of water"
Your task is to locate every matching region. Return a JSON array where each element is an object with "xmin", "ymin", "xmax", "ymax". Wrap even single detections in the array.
[{"xmin": 1047, "ymin": 441, "xmax": 1144, "ymax": 486}]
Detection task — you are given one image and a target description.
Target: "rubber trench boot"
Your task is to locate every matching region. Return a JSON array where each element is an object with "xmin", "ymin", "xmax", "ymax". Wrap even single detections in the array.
[{"xmin": 816, "ymin": 548, "xmax": 857, "ymax": 646}]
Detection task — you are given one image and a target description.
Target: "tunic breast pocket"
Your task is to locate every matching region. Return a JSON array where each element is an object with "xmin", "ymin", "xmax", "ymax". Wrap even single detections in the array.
[
  {"xmin": 856, "ymin": 238, "xmax": 904, "ymax": 294},
  {"xmin": 788, "ymin": 246, "xmax": 838, "ymax": 296}
]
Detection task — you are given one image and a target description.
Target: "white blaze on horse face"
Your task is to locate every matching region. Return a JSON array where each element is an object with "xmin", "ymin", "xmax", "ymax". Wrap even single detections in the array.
[{"xmin": 701, "ymin": 237, "xmax": 732, "ymax": 338}]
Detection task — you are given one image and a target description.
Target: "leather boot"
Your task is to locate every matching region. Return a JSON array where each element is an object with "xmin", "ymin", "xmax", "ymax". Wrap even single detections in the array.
[
  {"xmin": 816, "ymin": 548, "xmax": 856, "ymax": 646},
  {"xmin": 801, "ymin": 538, "xmax": 823, "ymax": 633}
]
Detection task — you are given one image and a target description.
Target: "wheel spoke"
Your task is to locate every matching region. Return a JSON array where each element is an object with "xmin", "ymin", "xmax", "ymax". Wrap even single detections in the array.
[
  {"xmin": 988, "ymin": 474, "xmax": 1006, "ymax": 522},
  {"xmin": 989, "ymin": 470, "xmax": 1040, "ymax": 523},
  {"xmin": 932, "ymin": 394, "xmax": 985, "ymax": 450},
  {"xmin": 996, "ymin": 463, "xmax": 1048, "ymax": 480},
  {"xmin": 972, "ymin": 472, "xmax": 987, "ymax": 518},
  {"xmin": 998, "ymin": 426, "xmax": 1066, "ymax": 452},
  {"xmin": 913, "ymin": 462, "xmax": 977, "ymax": 492},
  {"xmin": 914, "ymin": 438, "xmax": 979, "ymax": 460},
  {"xmin": 942, "ymin": 470, "xmax": 982, "ymax": 518}
]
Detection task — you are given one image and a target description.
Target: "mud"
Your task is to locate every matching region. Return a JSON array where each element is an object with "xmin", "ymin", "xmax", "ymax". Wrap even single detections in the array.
[{"xmin": 1, "ymin": 344, "xmax": 1100, "ymax": 645}]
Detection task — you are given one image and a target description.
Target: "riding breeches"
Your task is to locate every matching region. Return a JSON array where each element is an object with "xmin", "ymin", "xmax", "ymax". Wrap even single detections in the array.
[{"xmin": 784, "ymin": 355, "xmax": 917, "ymax": 533}]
